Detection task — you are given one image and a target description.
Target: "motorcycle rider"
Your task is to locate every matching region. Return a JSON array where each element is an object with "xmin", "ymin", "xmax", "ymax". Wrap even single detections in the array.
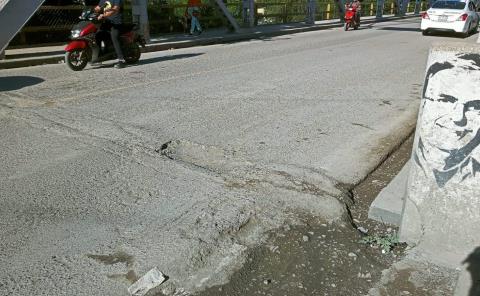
[
  {"xmin": 95, "ymin": 0, "xmax": 125, "ymax": 68},
  {"xmin": 350, "ymin": 0, "xmax": 361, "ymax": 25}
]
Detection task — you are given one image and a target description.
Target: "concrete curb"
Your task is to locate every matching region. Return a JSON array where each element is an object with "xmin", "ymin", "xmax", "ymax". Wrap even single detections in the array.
[
  {"xmin": 0, "ymin": 15, "xmax": 419, "ymax": 70},
  {"xmin": 368, "ymin": 160, "xmax": 409, "ymax": 226}
]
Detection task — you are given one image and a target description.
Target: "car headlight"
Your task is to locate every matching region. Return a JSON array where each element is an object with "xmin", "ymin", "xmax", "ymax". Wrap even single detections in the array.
[{"xmin": 71, "ymin": 29, "xmax": 81, "ymax": 38}]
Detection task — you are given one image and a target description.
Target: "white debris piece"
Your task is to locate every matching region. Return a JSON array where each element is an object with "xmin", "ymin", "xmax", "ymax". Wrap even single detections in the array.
[
  {"xmin": 128, "ymin": 267, "xmax": 166, "ymax": 296},
  {"xmin": 357, "ymin": 227, "xmax": 368, "ymax": 234}
]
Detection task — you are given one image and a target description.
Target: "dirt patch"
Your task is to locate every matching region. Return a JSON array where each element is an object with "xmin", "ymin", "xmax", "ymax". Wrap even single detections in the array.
[
  {"xmin": 350, "ymin": 135, "xmax": 414, "ymax": 234},
  {"xmin": 195, "ymin": 136, "xmax": 415, "ymax": 296}
]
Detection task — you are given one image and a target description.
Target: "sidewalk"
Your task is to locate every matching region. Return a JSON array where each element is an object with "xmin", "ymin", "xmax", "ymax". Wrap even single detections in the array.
[{"xmin": 0, "ymin": 13, "xmax": 418, "ymax": 70}]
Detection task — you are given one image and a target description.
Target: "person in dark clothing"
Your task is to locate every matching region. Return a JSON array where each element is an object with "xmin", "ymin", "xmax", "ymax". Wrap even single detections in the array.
[{"xmin": 95, "ymin": 0, "xmax": 125, "ymax": 68}]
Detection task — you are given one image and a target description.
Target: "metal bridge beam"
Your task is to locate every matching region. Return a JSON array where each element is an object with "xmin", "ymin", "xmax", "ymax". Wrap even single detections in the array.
[
  {"xmin": 213, "ymin": 0, "xmax": 240, "ymax": 32},
  {"xmin": 0, "ymin": 0, "xmax": 46, "ymax": 53}
]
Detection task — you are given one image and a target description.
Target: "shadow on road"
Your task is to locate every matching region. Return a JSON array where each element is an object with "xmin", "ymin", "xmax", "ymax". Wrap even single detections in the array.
[
  {"xmin": 255, "ymin": 36, "xmax": 292, "ymax": 42},
  {"xmin": 347, "ymin": 25, "xmax": 373, "ymax": 31},
  {"xmin": 0, "ymin": 76, "xmax": 44, "ymax": 92},
  {"xmin": 427, "ymin": 31, "xmax": 476, "ymax": 38},
  {"xmin": 136, "ymin": 53, "xmax": 204, "ymax": 66},
  {"xmin": 87, "ymin": 53, "xmax": 204, "ymax": 70},
  {"xmin": 378, "ymin": 26, "xmax": 422, "ymax": 32},
  {"xmin": 463, "ymin": 247, "xmax": 480, "ymax": 296}
]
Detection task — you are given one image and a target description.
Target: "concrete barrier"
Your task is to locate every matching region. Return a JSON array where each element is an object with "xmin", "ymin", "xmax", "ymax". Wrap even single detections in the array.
[
  {"xmin": 399, "ymin": 43, "xmax": 480, "ymax": 271},
  {"xmin": 368, "ymin": 161, "xmax": 409, "ymax": 226}
]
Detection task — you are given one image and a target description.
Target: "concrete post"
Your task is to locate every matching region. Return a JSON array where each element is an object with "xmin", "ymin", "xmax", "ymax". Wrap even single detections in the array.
[
  {"xmin": 306, "ymin": 0, "xmax": 316, "ymax": 24},
  {"xmin": 248, "ymin": 0, "xmax": 255, "ymax": 27},
  {"xmin": 242, "ymin": 0, "xmax": 252, "ymax": 26},
  {"xmin": 131, "ymin": 0, "xmax": 150, "ymax": 42},
  {"xmin": 399, "ymin": 43, "xmax": 480, "ymax": 268},
  {"xmin": 414, "ymin": 0, "xmax": 421, "ymax": 14},
  {"xmin": 336, "ymin": 0, "xmax": 346, "ymax": 21},
  {"xmin": 401, "ymin": 0, "xmax": 409, "ymax": 15},
  {"xmin": 376, "ymin": 0, "xmax": 384, "ymax": 18}
]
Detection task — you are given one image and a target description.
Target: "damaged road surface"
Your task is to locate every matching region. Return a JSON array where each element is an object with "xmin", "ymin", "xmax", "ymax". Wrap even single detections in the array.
[{"xmin": 1, "ymin": 18, "xmax": 476, "ymax": 296}]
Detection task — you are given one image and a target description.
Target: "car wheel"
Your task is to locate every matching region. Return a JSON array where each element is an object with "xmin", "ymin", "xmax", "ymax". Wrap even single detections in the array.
[
  {"xmin": 473, "ymin": 23, "xmax": 479, "ymax": 33},
  {"xmin": 422, "ymin": 30, "xmax": 429, "ymax": 36}
]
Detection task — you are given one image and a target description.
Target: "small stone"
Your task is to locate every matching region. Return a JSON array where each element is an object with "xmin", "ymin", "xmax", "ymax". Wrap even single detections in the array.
[
  {"xmin": 128, "ymin": 267, "xmax": 166, "ymax": 296},
  {"xmin": 308, "ymin": 231, "xmax": 314, "ymax": 235},
  {"xmin": 357, "ymin": 227, "xmax": 368, "ymax": 234},
  {"xmin": 263, "ymin": 279, "xmax": 271, "ymax": 285},
  {"xmin": 303, "ymin": 235, "xmax": 309, "ymax": 242},
  {"xmin": 331, "ymin": 283, "xmax": 336, "ymax": 287},
  {"xmin": 348, "ymin": 252, "xmax": 357, "ymax": 257},
  {"xmin": 387, "ymin": 227, "xmax": 392, "ymax": 233},
  {"xmin": 269, "ymin": 245, "xmax": 279, "ymax": 253},
  {"xmin": 401, "ymin": 291, "xmax": 410, "ymax": 295},
  {"xmin": 364, "ymin": 272, "xmax": 371, "ymax": 279}
]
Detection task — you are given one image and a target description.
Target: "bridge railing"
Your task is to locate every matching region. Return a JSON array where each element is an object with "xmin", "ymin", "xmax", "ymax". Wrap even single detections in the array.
[{"xmin": 10, "ymin": 0, "xmax": 427, "ymax": 46}]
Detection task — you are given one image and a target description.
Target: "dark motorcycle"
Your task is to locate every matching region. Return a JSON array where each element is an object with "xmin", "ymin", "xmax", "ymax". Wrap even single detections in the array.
[{"xmin": 65, "ymin": 9, "xmax": 146, "ymax": 71}]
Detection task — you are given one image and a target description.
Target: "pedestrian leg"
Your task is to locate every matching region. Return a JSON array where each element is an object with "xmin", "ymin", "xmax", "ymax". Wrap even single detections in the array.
[{"xmin": 110, "ymin": 26, "xmax": 125, "ymax": 62}]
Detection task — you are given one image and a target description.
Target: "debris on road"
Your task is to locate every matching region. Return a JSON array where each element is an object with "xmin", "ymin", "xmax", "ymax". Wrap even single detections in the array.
[
  {"xmin": 128, "ymin": 267, "xmax": 167, "ymax": 296},
  {"xmin": 357, "ymin": 227, "xmax": 368, "ymax": 234}
]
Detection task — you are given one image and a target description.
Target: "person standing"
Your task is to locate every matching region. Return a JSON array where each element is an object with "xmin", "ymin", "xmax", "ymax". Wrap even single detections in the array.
[{"xmin": 187, "ymin": 0, "xmax": 202, "ymax": 35}]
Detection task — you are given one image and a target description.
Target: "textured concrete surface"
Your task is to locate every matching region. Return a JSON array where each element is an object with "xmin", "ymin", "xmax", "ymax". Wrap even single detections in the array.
[
  {"xmin": 369, "ymin": 256, "xmax": 459, "ymax": 296},
  {"xmin": 399, "ymin": 43, "xmax": 480, "ymax": 268},
  {"xmin": 368, "ymin": 161, "xmax": 410, "ymax": 226},
  {"xmin": 399, "ymin": 42, "xmax": 480, "ymax": 295},
  {"xmin": 0, "ymin": 19, "xmax": 478, "ymax": 295}
]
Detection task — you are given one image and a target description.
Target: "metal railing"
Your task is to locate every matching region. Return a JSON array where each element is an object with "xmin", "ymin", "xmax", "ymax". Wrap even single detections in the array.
[{"xmin": 11, "ymin": 0, "xmax": 427, "ymax": 46}]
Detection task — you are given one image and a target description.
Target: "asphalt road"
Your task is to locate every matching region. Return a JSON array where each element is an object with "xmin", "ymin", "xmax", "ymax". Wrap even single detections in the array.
[{"xmin": 0, "ymin": 18, "xmax": 478, "ymax": 296}]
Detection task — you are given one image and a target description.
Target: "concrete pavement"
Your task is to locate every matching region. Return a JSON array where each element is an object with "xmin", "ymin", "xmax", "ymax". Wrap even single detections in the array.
[{"xmin": 0, "ymin": 18, "xmax": 479, "ymax": 295}]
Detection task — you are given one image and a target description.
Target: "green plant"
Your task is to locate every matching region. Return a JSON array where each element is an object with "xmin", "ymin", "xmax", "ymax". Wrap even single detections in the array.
[{"xmin": 360, "ymin": 233, "xmax": 399, "ymax": 253}]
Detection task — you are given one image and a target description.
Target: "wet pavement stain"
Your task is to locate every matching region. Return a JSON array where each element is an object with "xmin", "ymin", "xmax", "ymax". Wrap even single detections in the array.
[
  {"xmin": 87, "ymin": 251, "xmax": 134, "ymax": 268},
  {"xmin": 107, "ymin": 270, "xmax": 139, "ymax": 284}
]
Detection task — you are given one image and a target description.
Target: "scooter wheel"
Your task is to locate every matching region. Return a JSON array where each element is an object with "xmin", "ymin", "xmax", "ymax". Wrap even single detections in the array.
[
  {"xmin": 344, "ymin": 23, "xmax": 349, "ymax": 31},
  {"xmin": 65, "ymin": 49, "xmax": 88, "ymax": 71}
]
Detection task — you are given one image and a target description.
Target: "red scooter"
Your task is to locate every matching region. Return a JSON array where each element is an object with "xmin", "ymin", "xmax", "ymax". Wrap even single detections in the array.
[
  {"xmin": 65, "ymin": 8, "xmax": 146, "ymax": 71},
  {"xmin": 344, "ymin": 6, "xmax": 360, "ymax": 31}
]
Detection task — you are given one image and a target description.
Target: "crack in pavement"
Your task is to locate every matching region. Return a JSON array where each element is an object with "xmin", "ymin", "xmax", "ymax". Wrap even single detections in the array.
[{"xmin": 159, "ymin": 139, "xmax": 353, "ymax": 206}]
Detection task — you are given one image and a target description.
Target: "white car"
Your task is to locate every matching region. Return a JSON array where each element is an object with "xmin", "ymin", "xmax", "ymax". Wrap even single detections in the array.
[{"xmin": 421, "ymin": 0, "xmax": 480, "ymax": 36}]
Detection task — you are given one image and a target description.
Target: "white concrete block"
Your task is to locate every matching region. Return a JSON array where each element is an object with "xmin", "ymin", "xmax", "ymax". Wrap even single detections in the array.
[
  {"xmin": 368, "ymin": 161, "xmax": 410, "ymax": 226},
  {"xmin": 399, "ymin": 42, "xmax": 480, "ymax": 267}
]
